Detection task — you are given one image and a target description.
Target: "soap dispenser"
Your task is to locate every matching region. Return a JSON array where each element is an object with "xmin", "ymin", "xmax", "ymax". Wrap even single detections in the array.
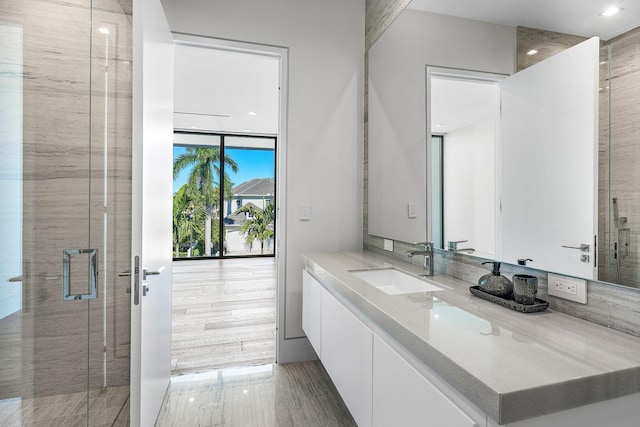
[{"xmin": 478, "ymin": 261, "xmax": 513, "ymax": 298}]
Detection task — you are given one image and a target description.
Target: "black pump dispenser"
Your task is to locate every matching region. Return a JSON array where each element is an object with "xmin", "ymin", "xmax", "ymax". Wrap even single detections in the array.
[
  {"xmin": 478, "ymin": 261, "xmax": 513, "ymax": 298},
  {"xmin": 484, "ymin": 261, "xmax": 502, "ymax": 275}
]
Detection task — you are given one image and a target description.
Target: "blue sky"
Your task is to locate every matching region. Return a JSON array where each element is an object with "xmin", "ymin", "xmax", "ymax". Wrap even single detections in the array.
[{"xmin": 173, "ymin": 146, "xmax": 275, "ymax": 193}]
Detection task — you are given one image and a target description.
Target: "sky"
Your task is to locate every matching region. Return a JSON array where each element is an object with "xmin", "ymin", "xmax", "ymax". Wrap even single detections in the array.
[{"xmin": 173, "ymin": 146, "xmax": 275, "ymax": 193}]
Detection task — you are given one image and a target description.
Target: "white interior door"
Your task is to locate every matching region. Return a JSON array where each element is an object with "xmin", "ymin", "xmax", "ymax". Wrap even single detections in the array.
[
  {"xmin": 131, "ymin": 0, "xmax": 174, "ymax": 425},
  {"xmin": 500, "ymin": 37, "xmax": 599, "ymax": 279}
]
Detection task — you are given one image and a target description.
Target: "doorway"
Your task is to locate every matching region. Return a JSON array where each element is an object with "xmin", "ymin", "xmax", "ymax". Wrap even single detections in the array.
[{"xmin": 170, "ymin": 36, "xmax": 285, "ymax": 374}]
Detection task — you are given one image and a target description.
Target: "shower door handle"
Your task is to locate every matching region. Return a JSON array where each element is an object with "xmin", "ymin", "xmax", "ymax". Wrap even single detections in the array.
[{"xmin": 63, "ymin": 249, "xmax": 98, "ymax": 300}]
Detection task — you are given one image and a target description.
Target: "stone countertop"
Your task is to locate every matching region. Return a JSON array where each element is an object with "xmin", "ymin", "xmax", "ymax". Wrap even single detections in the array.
[{"xmin": 302, "ymin": 250, "xmax": 640, "ymax": 425}]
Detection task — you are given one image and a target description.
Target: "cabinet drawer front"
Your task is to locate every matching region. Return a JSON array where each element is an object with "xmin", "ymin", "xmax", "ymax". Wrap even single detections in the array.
[
  {"xmin": 302, "ymin": 270, "xmax": 322, "ymax": 355},
  {"xmin": 321, "ymin": 289, "xmax": 373, "ymax": 427},
  {"xmin": 373, "ymin": 336, "xmax": 477, "ymax": 427}
]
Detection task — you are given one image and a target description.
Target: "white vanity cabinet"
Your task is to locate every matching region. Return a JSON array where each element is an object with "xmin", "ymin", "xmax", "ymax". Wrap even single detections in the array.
[
  {"xmin": 321, "ymin": 287, "xmax": 373, "ymax": 427},
  {"xmin": 303, "ymin": 269, "xmax": 477, "ymax": 427},
  {"xmin": 302, "ymin": 270, "xmax": 322, "ymax": 355},
  {"xmin": 302, "ymin": 270, "xmax": 373, "ymax": 427},
  {"xmin": 302, "ymin": 254, "xmax": 640, "ymax": 427},
  {"xmin": 372, "ymin": 335, "xmax": 477, "ymax": 427}
]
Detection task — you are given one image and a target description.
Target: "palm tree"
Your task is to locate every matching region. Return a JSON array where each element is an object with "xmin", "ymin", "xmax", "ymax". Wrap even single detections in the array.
[
  {"xmin": 237, "ymin": 203, "xmax": 275, "ymax": 254},
  {"xmin": 172, "ymin": 184, "xmax": 206, "ymax": 256},
  {"xmin": 173, "ymin": 146, "xmax": 239, "ymax": 256}
]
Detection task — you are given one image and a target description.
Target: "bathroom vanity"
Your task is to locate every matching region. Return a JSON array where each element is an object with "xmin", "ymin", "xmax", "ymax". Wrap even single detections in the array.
[{"xmin": 302, "ymin": 251, "xmax": 640, "ymax": 426}]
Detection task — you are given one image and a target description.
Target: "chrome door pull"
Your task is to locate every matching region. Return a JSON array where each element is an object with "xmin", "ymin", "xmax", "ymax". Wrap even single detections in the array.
[
  {"xmin": 561, "ymin": 244, "xmax": 590, "ymax": 252},
  {"xmin": 118, "ymin": 269, "xmax": 131, "ymax": 277},
  {"xmin": 63, "ymin": 249, "xmax": 98, "ymax": 301}
]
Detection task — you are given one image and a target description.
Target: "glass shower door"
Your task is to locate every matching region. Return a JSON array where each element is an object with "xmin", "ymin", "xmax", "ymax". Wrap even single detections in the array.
[{"xmin": 0, "ymin": 0, "xmax": 132, "ymax": 425}]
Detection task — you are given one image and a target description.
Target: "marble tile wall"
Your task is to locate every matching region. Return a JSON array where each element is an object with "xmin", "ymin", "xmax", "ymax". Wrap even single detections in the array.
[
  {"xmin": 0, "ymin": 0, "xmax": 132, "ymax": 400},
  {"xmin": 363, "ymin": 2, "xmax": 640, "ymax": 338}
]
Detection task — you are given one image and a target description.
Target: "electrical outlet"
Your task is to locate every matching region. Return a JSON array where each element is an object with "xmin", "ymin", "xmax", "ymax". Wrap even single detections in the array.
[
  {"xmin": 548, "ymin": 273, "xmax": 587, "ymax": 304},
  {"xmin": 383, "ymin": 239, "xmax": 394, "ymax": 252}
]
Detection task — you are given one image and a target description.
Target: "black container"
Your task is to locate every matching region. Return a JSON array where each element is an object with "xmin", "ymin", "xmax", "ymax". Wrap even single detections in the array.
[{"xmin": 513, "ymin": 274, "xmax": 538, "ymax": 305}]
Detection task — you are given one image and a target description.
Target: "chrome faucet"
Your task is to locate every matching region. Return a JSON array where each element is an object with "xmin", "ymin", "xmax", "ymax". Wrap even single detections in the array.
[
  {"xmin": 447, "ymin": 240, "xmax": 475, "ymax": 254},
  {"xmin": 407, "ymin": 242, "xmax": 434, "ymax": 277}
]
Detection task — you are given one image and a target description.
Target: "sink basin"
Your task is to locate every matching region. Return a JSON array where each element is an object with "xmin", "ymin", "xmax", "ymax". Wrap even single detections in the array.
[{"xmin": 349, "ymin": 267, "xmax": 445, "ymax": 295}]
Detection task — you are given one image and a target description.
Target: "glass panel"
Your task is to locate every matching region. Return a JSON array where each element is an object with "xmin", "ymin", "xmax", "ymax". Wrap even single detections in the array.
[
  {"xmin": 0, "ymin": 0, "xmax": 132, "ymax": 425},
  {"xmin": 173, "ymin": 134, "xmax": 276, "ymax": 258},
  {"xmin": 224, "ymin": 137, "xmax": 276, "ymax": 256},
  {"xmin": 173, "ymin": 134, "xmax": 223, "ymax": 258}
]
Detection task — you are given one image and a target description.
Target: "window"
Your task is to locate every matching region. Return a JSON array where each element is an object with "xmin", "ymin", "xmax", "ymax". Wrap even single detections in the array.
[{"xmin": 173, "ymin": 132, "xmax": 276, "ymax": 258}]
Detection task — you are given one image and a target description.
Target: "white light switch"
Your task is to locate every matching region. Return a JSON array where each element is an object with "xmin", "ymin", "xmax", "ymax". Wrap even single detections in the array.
[
  {"xmin": 408, "ymin": 203, "xmax": 417, "ymax": 219},
  {"xmin": 299, "ymin": 203, "xmax": 311, "ymax": 221}
]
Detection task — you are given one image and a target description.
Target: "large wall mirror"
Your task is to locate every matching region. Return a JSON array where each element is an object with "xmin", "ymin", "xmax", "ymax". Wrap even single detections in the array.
[{"xmin": 367, "ymin": 1, "xmax": 640, "ymax": 290}]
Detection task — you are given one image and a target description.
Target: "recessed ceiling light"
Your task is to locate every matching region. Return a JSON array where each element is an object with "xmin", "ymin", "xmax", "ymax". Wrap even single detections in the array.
[
  {"xmin": 435, "ymin": 123, "xmax": 444, "ymax": 128},
  {"xmin": 248, "ymin": 111, "xmax": 257, "ymax": 115},
  {"xmin": 601, "ymin": 6, "xmax": 621, "ymax": 17},
  {"xmin": 527, "ymin": 49, "xmax": 538, "ymax": 55},
  {"xmin": 189, "ymin": 125, "xmax": 198, "ymax": 129},
  {"xmin": 245, "ymin": 129, "xmax": 252, "ymax": 132},
  {"xmin": 99, "ymin": 27, "xmax": 110, "ymax": 35}
]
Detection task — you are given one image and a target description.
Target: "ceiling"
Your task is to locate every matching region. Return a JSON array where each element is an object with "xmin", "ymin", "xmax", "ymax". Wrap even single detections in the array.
[
  {"xmin": 173, "ymin": 45, "xmax": 279, "ymax": 135},
  {"xmin": 174, "ymin": 1, "xmax": 639, "ymax": 137},
  {"xmin": 431, "ymin": 77, "xmax": 499, "ymax": 134},
  {"xmin": 408, "ymin": 0, "xmax": 640, "ymax": 40}
]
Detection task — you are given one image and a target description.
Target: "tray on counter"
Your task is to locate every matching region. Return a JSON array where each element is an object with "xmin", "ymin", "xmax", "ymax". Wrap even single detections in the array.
[{"xmin": 469, "ymin": 286, "xmax": 549, "ymax": 313}]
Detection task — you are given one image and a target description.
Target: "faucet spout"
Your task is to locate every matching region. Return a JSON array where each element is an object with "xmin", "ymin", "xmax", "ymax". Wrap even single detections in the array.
[{"xmin": 407, "ymin": 242, "xmax": 434, "ymax": 277}]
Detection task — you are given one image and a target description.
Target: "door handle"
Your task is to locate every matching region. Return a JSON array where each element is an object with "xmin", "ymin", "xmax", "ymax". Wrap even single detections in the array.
[
  {"xmin": 118, "ymin": 269, "xmax": 131, "ymax": 277},
  {"xmin": 561, "ymin": 244, "xmax": 590, "ymax": 252},
  {"xmin": 143, "ymin": 267, "xmax": 163, "ymax": 280},
  {"xmin": 143, "ymin": 269, "xmax": 160, "ymax": 279},
  {"xmin": 63, "ymin": 249, "xmax": 98, "ymax": 301},
  {"xmin": 141, "ymin": 267, "xmax": 162, "ymax": 297}
]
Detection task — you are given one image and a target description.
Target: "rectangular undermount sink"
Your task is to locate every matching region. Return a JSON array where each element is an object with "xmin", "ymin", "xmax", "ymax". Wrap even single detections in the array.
[{"xmin": 349, "ymin": 267, "xmax": 445, "ymax": 295}]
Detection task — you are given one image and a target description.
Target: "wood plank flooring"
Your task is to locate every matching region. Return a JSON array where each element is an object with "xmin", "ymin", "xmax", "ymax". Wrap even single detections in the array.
[
  {"xmin": 155, "ymin": 361, "xmax": 356, "ymax": 427},
  {"xmin": 172, "ymin": 258, "xmax": 276, "ymax": 375}
]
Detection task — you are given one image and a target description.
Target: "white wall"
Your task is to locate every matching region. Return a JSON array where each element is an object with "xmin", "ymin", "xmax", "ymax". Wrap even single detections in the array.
[
  {"xmin": 368, "ymin": 9, "xmax": 515, "ymax": 244},
  {"xmin": 443, "ymin": 118, "xmax": 496, "ymax": 259},
  {"xmin": 160, "ymin": 0, "xmax": 365, "ymax": 361}
]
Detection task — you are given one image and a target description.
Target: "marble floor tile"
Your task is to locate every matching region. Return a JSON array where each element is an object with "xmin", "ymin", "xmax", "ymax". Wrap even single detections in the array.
[
  {"xmin": 172, "ymin": 258, "xmax": 277, "ymax": 375},
  {"xmin": 156, "ymin": 362, "xmax": 356, "ymax": 427}
]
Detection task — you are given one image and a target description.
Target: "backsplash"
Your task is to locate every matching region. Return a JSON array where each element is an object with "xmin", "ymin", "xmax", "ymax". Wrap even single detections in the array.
[{"xmin": 365, "ymin": 239, "xmax": 640, "ymax": 338}]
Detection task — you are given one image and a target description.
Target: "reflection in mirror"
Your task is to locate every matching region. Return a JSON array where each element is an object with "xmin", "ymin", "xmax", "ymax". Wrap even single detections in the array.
[
  {"xmin": 428, "ymin": 70, "xmax": 502, "ymax": 260},
  {"xmin": 367, "ymin": 1, "xmax": 640, "ymax": 290}
]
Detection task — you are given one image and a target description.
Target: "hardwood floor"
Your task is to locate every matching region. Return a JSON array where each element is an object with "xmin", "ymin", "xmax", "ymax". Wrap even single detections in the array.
[
  {"xmin": 172, "ymin": 257, "xmax": 277, "ymax": 375},
  {"xmin": 155, "ymin": 362, "xmax": 356, "ymax": 427}
]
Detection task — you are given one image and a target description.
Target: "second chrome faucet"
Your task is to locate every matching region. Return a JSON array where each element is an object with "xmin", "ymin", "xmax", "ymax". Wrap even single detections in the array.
[{"xmin": 407, "ymin": 242, "xmax": 434, "ymax": 277}]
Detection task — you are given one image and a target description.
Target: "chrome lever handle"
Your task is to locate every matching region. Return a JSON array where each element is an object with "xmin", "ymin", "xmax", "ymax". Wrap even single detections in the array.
[
  {"xmin": 561, "ymin": 244, "xmax": 590, "ymax": 252},
  {"xmin": 143, "ymin": 269, "xmax": 161, "ymax": 280},
  {"xmin": 118, "ymin": 270, "xmax": 131, "ymax": 277}
]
